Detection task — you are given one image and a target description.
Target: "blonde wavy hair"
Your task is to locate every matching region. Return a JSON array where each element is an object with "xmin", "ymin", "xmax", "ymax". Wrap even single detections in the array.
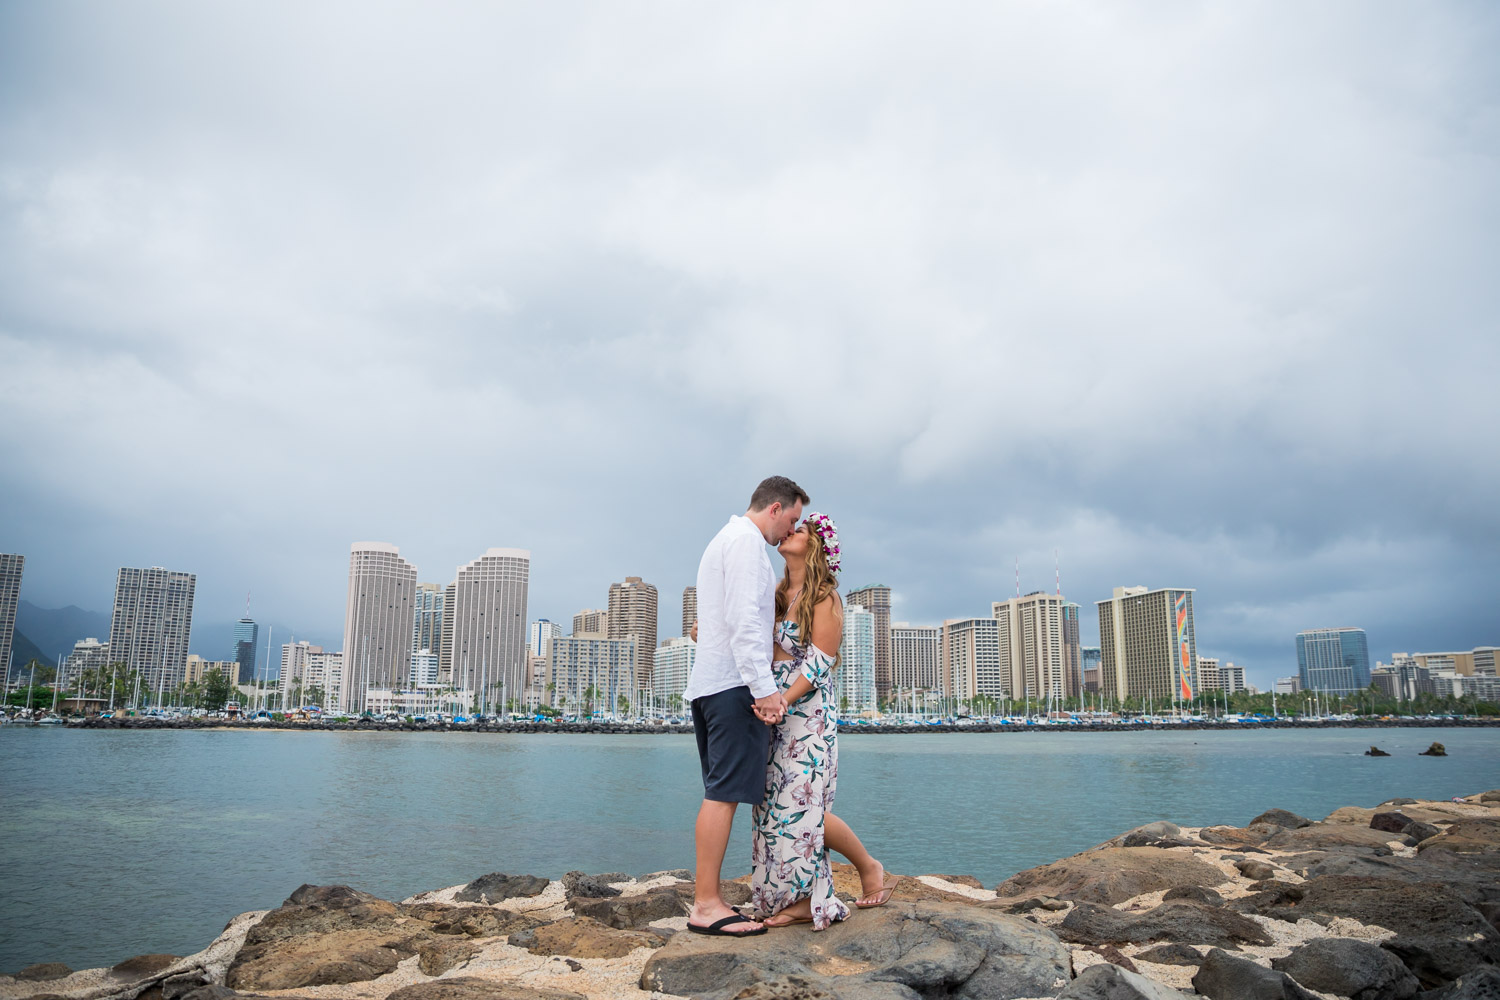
[{"xmin": 775, "ymin": 521, "xmax": 842, "ymax": 664}]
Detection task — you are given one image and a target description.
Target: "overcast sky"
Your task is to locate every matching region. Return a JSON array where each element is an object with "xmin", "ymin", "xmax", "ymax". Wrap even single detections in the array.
[{"xmin": 2, "ymin": 2, "xmax": 1496, "ymax": 688}]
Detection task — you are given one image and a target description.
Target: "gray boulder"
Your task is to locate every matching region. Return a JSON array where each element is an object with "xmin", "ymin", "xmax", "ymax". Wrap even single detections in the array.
[
  {"xmin": 1163, "ymin": 886, "xmax": 1223, "ymax": 907},
  {"xmin": 1235, "ymin": 860, "xmax": 1279, "ymax": 882},
  {"xmin": 453, "ymin": 872, "xmax": 550, "ymax": 904},
  {"xmin": 1272, "ymin": 938, "xmax": 1420, "ymax": 1000},
  {"xmin": 561, "ymin": 870, "xmax": 622, "ymax": 899},
  {"xmin": 385, "ymin": 976, "xmax": 586, "ymax": 1000},
  {"xmin": 1058, "ymin": 963, "xmax": 1188, "ymax": 1000},
  {"xmin": 640, "ymin": 900, "xmax": 1072, "ymax": 1000},
  {"xmin": 1371, "ymin": 812, "xmax": 1415, "ymax": 834},
  {"xmin": 571, "ymin": 886, "xmax": 689, "ymax": 928},
  {"xmin": 1193, "ymin": 948, "xmax": 1320, "ymax": 1000},
  {"xmin": 1251, "ymin": 809, "xmax": 1313, "ymax": 829},
  {"xmin": 1428, "ymin": 967, "xmax": 1500, "ymax": 1000},
  {"xmin": 1058, "ymin": 901, "xmax": 1273, "ymax": 948},
  {"xmin": 993, "ymin": 847, "xmax": 1228, "ymax": 906},
  {"xmin": 1134, "ymin": 944, "xmax": 1204, "ymax": 966}
]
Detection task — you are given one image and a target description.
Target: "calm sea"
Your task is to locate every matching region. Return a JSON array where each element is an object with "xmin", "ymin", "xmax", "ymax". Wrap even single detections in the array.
[{"xmin": 2, "ymin": 726, "xmax": 1497, "ymax": 972}]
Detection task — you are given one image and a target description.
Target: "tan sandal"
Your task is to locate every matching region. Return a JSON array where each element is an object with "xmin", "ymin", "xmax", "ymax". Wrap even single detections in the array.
[
  {"xmin": 854, "ymin": 877, "xmax": 899, "ymax": 908},
  {"xmin": 763, "ymin": 912, "xmax": 814, "ymax": 927}
]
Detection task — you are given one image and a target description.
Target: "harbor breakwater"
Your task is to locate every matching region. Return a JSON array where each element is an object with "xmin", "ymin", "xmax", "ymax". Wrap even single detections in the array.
[
  {"xmin": 4, "ymin": 790, "xmax": 1498, "ymax": 1000},
  {"xmin": 61, "ymin": 716, "xmax": 1500, "ymax": 735}
]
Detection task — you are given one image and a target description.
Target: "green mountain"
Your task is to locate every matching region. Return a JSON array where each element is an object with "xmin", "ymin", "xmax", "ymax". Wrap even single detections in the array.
[
  {"xmin": 8, "ymin": 629, "xmax": 55, "ymax": 673},
  {"xmin": 15, "ymin": 601, "xmax": 112, "ymax": 664}
]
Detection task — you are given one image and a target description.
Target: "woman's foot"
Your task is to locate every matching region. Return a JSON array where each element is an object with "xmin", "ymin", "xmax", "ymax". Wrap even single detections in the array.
[
  {"xmin": 763, "ymin": 899, "xmax": 814, "ymax": 927},
  {"xmin": 855, "ymin": 859, "xmax": 897, "ymax": 907}
]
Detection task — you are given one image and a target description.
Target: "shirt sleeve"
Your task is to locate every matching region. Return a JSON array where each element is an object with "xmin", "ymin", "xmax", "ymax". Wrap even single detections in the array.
[{"xmin": 724, "ymin": 533, "xmax": 777, "ymax": 699}]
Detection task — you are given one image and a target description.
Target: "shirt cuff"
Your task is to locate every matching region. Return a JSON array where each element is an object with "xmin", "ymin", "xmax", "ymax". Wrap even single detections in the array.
[{"xmin": 747, "ymin": 675, "xmax": 778, "ymax": 699}]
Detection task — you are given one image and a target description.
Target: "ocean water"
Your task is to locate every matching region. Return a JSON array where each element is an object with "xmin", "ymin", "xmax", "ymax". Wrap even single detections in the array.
[{"xmin": 1, "ymin": 726, "xmax": 1496, "ymax": 971}]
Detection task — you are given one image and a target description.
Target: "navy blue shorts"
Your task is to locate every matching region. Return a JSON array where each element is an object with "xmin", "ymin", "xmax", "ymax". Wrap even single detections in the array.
[{"xmin": 691, "ymin": 686, "xmax": 770, "ymax": 805}]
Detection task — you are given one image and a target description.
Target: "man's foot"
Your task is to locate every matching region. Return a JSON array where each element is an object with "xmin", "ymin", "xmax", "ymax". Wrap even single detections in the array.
[
  {"xmin": 855, "ymin": 860, "xmax": 897, "ymax": 907},
  {"xmin": 763, "ymin": 899, "xmax": 813, "ymax": 927},
  {"xmin": 689, "ymin": 901, "xmax": 764, "ymax": 935}
]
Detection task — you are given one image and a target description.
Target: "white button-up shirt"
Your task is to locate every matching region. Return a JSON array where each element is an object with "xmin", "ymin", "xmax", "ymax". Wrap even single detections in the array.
[{"xmin": 684, "ymin": 514, "xmax": 778, "ymax": 701}]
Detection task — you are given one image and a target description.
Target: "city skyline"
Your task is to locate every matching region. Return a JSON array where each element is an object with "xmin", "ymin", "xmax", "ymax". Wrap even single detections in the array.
[{"xmin": 2, "ymin": 5, "xmax": 1496, "ymax": 690}]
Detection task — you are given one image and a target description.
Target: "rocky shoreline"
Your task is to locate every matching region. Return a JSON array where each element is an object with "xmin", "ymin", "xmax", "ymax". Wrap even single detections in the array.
[
  {"xmin": 5, "ymin": 791, "xmax": 1498, "ymax": 1000},
  {"xmin": 60, "ymin": 717, "xmax": 1500, "ymax": 735}
]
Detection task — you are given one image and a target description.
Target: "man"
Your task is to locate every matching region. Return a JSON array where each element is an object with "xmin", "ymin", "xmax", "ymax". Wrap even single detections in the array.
[{"xmin": 684, "ymin": 475, "xmax": 809, "ymax": 936}]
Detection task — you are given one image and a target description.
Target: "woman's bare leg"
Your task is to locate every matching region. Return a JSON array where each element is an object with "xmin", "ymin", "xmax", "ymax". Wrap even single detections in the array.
[{"xmin": 825, "ymin": 812, "xmax": 889, "ymax": 902}]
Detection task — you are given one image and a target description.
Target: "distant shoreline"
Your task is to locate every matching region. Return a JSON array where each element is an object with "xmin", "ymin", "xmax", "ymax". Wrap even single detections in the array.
[{"xmin": 51, "ymin": 716, "xmax": 1500, "ymax": 736}]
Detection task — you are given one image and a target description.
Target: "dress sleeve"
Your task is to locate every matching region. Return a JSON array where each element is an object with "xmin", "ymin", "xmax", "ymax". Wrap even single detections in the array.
[{"xmin": 801, "ymin": 644, "xmax": 837, "ymax": 687}]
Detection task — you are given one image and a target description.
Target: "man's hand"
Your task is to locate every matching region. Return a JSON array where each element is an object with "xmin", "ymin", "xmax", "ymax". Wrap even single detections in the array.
[{"xmin": 753, "ymin": 691, "xmax": 786, "ymax": 725}]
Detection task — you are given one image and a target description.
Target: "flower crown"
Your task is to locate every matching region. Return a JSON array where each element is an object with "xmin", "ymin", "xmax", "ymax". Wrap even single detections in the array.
[{"xmin": 803, "ymin": 512, "xmax": 841, "ymax": 574}]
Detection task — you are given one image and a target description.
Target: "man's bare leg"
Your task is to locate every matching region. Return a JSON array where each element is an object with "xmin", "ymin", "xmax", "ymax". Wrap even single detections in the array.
[
  {"xmin": 691, "ymin": 799, "xmax": 763, "ymax": 932},
  {"xmin": 825, "ymin": 812, "xmax": 889, "ymax": 903}
]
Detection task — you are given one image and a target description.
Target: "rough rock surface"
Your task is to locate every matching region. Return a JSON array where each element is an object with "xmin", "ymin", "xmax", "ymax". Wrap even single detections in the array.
[
  {"xmin": 1430, "ymin": 967, "xmax": 1500, "ymax": 1000},
  {"xmin": 1132, "ymin": 943, "xmax": 1204, "ymax": 966},
  {"xmin": 570, "ymin": 887, "xmax": 688, "ymax": 929},
  {"xmin": 1417, "ymin": 819, "xmax": 1500, "ymax": 855},
  {"xmin": 12, "ymin": 965, "xmax": 73, "ymax": 982},
  {"xmin": 1235, "ymin": 859, "xmax": 1279, "ymax": 881},
  {"xmin": 452, "ymin": 873, "xmax": 550, "ymax": 904},
  {"xmin": 1193, "ymin": 948, "xmax": 1319, "ymax": 1000},
  {"xmin": 640, "ymin": 900, "xmax": 1072, "ymax": 1000},
  {"xmin": 1271, "ymin": 938, "xmax": 1420, "ymax": 1000},
  {"xmin": 1161, "ymin": 885, "xmax": 1223, "ymax": 906},
  {"xmin": 1059, "ymin": 901, "xmax": 1273, "ymax": 948},
  {"xmin": 385, "ymin": 976, "xmax": 586, "ymax": 1000},
  {"xmin": 508, "ymin": 917, "xmax": 661, "ymax": 959},
  {"xmin": 561, "ymin": 872, "xmax": 623, "ymax": 900},
  {"xmin": 992, "ymin": 847, "xmax": 1228, "ymax": 905},
  {"xmin": 1057, "ymin": 963, "xmax": 1186, "ymax": 1000},
  {"xmin": 1251, "ymin": 809, "xmax": 1313, "ymax": 829}
]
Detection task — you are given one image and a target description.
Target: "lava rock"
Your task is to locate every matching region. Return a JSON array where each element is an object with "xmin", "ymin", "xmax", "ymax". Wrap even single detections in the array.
[
  {"xmin": 1251, "ymin": 809, "xmax": 1314, "ymax": 829},
  {"xmin": 1114, "ymin": 822, "xmax": 1182, "ymax": 848},
  {"xmin": 1263, "ymin": 824, "xmax": 1411, "ymax": 855},
  {"xmin": 1235, "ymin": 860, "xmax": 1280, "ymax": 881},
  {"xmin": 1416, "ymin": 819, "xmax": 1500, "ymax": 855},
  {"xmin": 1058, "ymin": 901, "xmax": 1273, "ymax": 948},
  {"xmin": 405, "ymin": 903, "xmax": 539, "ymax": 938},
  {"xmin": 1420, "ymin": 743, "xmax": 1447, "ymax": 757},
  {"xmin": 1193, "ymin": 947, "xmax": 1320, "ymax": 1000},
  {"xmin": 561, "ymin": 870, "xmax": 622, "ymax": 899},
  {"xmin": 641, "ymin": 900, "xmax": 1072, "ymax": 1000},
  {"xmin": 1372, "ymin": 812, "xmax": 1416, "ymax": 834},
  {"xmin": 1134, "ymin": 943, "xmax": 1205, "ymax": 966},
  {"xmin": 508, "ymin": 916, "xmax": 660, "ymax": 958},
  {"xmin": 416, "ymin": 938, "xmax": 479, "ymax": 976},
  {"xmin": 1407, "ymin": 822, "xmax": 1442, "ymax": 843},
  {"xmin": 12, "ymin": 964, "xmax": 73, "ymax": 982},
  {"xmin": 453, "ymin": 872, "xmax": 550, "ymax": 904},
  {"xmin": 636, "ymin": 868, "xmax": 692, "ymax": 882},
  {"xmin": 1367, "ymin": 747, "xmax": 1393, "ymax": 757},
  {"xmin": 1163, "ymin": 885, "xmax": 1224, "ymax": 906},
  {"xmin": 385, "ymin": 976, "xmax": 586, "ymax": 1000},
  {"xmin": 110, "ymin": 955, "xmax": 182, "ymax": 980},
  {"xmin": 1480, "ymin": 791, "xmax": 1500, "ymax": 804},
  {"xmin": 1425, "ymin": 966, "xmax": 1500, "ymax": 1000},
  {"xmin": 1058, "ymin": 962, "xmax": 1186, "ymax": 1000},
  {"xmin": 993, "ymin": 847, "xmax": 1229, "ymax": 906},
  {"xmin": 1272, "ymin": 938, "xmax": 1420, "ymax": 1000},
  {"xmin": 571, "ymin": 886, "xmax": 689, "ymax": 928}
]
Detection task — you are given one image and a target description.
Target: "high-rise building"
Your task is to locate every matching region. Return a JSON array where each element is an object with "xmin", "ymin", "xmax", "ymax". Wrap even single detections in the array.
[
  {"xmin": 890, "ymin": 622, "xmax": 941, "ymax": 694},
  {"xmin": 1296, "ymin": 627, "xmax": 1371, "ymax": 695},
  {"xmin": 1219, "ymin": 661, "xmax": 1246, "ymax": 694},
  {"xmin": 653, "ymin": 636, "xmax": 696, "ymax": 707},
  {"xmin": 573, "ymin": 609, "xmax": 608, "ymax": 635},
  {"xmin": 60, "ymin": 637, "xmax": 110, "ymax": 689},
  {"xmin": 845, "ymin": 585, "xmax": 892, "ymax": 700},
  {"xmin": 409, "ymin": 649, "xmax": 439, "ymax": 687},
  {"xmin": 0, "ymin": 553, "xmax": 22, "ymax": 679},
  {"xmin": 450, "ymin": 548, "xmax": 531, "ymax": 712},
  {"xmin": 1096, "ymin": 586, "xmax": 1198, "ymax": 705},
  {"xmin": 1196, "ymin": 656, "xmax": 1221, "ymax": 690},
  {"xmin": 992, "ymin": 592, "xmax": 1067, "ymax": 704},
  {"xmin": 184, "ymin": 654, "xmax": 239, "ymax": 685},
  {"xmin": 109, "ymin": 566, "xmax": 197, "ymax": 696},
  {"xmin": 1061, "ymin": 601, "xmax": 1082, "ymax": 699},
  {"xmin": 528, "ymin": 619, "xmax": 561, "ymax": 659},
  {"xmin": 279, "ymin": 641, "xmax": 343, "ymax": 709},
  {"xmin": 440, "ymin": 581, "xmax": 457, "ymax": 679},
  {"xmin": 939, "ymin": 617, "xmax": 1003, "ymax": 702},
  {"xmin": 546, "ymin": 634, "xmax": 636, "ymax": 716},
  {"xmin": 1081, "ymin": 646, "xmax": 1103, "ymax": 693},
  {"xmin": 681, "ymin": 586, "xmax": 697, "ymax": 637},
  {"xmin": 608, "ymin": 577, "xmax": 658, "ymax": 687},
  {"xmin": 233, "ymin": 616, "xmax": 259, "ymax": 683},
  {"xmin": 341, "ymin": 543, "xmax": 417, "ymax": 714},
  {"xmin": 413, "ymin": 583, "xmax": 445, "ymax": 656},
  {"xmin": 838, "ymin": 604, "xmax": 878, "ymax": 716}
]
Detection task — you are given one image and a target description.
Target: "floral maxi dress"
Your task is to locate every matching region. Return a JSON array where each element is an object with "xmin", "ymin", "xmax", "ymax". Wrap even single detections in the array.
[{"xmin": 750, "ymin": 619, "xmax": 850, "ymax": 929}]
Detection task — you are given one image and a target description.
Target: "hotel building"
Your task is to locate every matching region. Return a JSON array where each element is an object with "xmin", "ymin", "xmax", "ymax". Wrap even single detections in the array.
[
  {"xmin": 450, "ymin": 548, "xmax": 531, "ymax": 712},
  {"xmin": 939, "ymin": 617, "xmax": 1004, "ymax": 702},
  {"xmin": 279, "ymin": 641, "xmax": 344, "ymax": 709},
  {"xmin": 846, "ymin": 585, "xmax": 893, "ymax": 698},
  {"xmin": 109, "ymin": 566, "xmax": 197, "ymax": 695},
  {"xmin": 340, "ymin": 543, "xmax": 417, "ymax": 713},
  {"xmin": 608, "ymin": 577, "xmax": 658, "ymax": 687},
  {"xmin": 681, "ymin": 586, "xmax": 697, "ymax": 637},
  {"xmin": 1295, "ymin": 627, "xmax": 1370, "ymax": 695},
  {"xmin": 546, "ymin": 633, "xmax": 636, "ymax": 715},
  {"xmin": 992, "ymin": 592, "xmax": 1068, "ymax": 704},
  {"xmin": 891, "ymin": 622, "xmax": 941, "ymax": 694},
  {"xmin": 652, "ymin": 636, "xmax": 696, "ymax": 707},
  {"xmin": 1095, "ymin": 585, "xmax": 1198, "ymax": 704},
  {"xmin": 838, "ymin": 604, "xmax": 878, "ymax": 716},
  {"xmin": 0, "ymin": 553, "xmax": 22, "ymax": 678}
]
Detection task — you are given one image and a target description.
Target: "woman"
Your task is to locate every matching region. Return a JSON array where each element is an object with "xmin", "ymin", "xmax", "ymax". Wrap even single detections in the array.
[{"xmin": 750, "ymin": 512, "xmax": 897, "ymax": 929}]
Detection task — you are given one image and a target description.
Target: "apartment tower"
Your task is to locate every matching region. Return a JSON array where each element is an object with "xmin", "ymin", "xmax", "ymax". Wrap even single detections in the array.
[
  {"xmin": 341, "ymin": 543, "xmax": 417, "ymax": 713},
  {"xmin": 652, "ymin": 636, "xmax": 696, "ymax": 707},
  {"xmin": 233, "ymin": 616, "xmax": 259, "ymax": 683},
  {"xmin": 529, "ymin": 619, "xmax": 561, "ymax": 659},
  {"xmin": 573, "ymin": 609, "xmax": 608, "ymax": 635},
  {"xmin": 939, "ymin": 617, "xmax": 1003, "ymax": 703},
  {"xmin": 1096, "ymin": 586, "xmax": 1198, "ymax": 705},
  {"xmin": 608, "ymin": 577, "xmax": 658, "ymax": 687},
  {"xmin": 0, "ymin": 553, "xmax": 22, "ymax": 679},
  {"xmin": 992, "ymin": 592, "xmax": 1067, "ymax": 705},
  {"xmin": 845, "ymin": 584, "xmax": 892, "ymax": 700},
  {"xmin": 413, "ymin": 583, "xmax": 445, "ymax": 656},
  {"xmin": 681, "ymin": 586, "xmax": 697, "ymax": 637},
  {"xmin": 450, "ymin": 548, "xmax": 531, "ymax": 712},
  {"xmin": 546, "ymin": 634, "xmax": 636, "ymax": 715},
  {"xmin": 890, "ymin": 623, "xmax": 941, "ymax": 694},
  {"xmin": 838, "ymin": 604, "xmax": 878, "ymax": 716},
  {"xmin": 1295, "ymin": 628, "xmax": 1371, "ymax": 695},
  {"xmin": 109, "ymin": 566, "xmax": 197, "ymax": 696}
]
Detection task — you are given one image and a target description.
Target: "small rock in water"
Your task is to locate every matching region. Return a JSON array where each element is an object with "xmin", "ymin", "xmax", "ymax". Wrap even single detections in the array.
[
  {"xmin": 1420, "ymin": 742, "xmax": 1448, "ymax": 757},
  {"xmin": 1367, "ymin": 746, "xmax": 1392, "ymax": 757}
]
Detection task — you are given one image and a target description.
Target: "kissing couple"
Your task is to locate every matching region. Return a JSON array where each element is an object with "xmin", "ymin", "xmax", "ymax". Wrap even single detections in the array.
[{"xmin": 683, "ymin": 475, "xmax": 897, "ymax": 936}]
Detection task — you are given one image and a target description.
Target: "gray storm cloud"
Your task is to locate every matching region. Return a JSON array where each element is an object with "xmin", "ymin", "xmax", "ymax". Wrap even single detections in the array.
[{"xmin": 1, "ymin": 1, "xmax": 1496, "ymax": 686}]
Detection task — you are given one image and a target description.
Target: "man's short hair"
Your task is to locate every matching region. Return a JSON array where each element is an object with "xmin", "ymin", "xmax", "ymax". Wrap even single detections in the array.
[{"xmin": 748, "ymin": 476, "xmax": 810, "ymax": 512}]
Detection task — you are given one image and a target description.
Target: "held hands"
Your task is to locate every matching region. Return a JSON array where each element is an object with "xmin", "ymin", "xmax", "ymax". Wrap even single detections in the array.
[{"xmin": 753, "ymin": 691, "xmax": 787, "ymax": 725}]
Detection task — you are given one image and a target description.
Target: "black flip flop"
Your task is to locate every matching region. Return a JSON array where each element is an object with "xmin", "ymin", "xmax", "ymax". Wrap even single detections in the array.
[{"xmin": 687, "ymin": 913, "xmax": 768, "ymax": 937}]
